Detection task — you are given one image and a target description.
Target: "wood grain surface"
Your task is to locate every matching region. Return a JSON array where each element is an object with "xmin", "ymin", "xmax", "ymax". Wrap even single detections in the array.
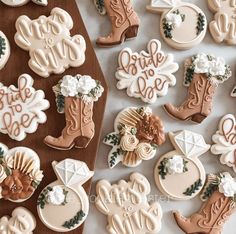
[{"xmin": 0, "ymin": 1, "xmax": 108, "ymax": 233}]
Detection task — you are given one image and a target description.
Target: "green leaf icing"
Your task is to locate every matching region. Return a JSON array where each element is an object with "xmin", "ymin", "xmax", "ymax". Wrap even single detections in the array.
[
  {"xmin": 183, "ymin": 179, "xmax": 202, "ymax": 196},
  {"xmin": 62, "ymin": 210, "xmax": 86, "ymax": 229},
  {"xmin": 0, "ymin": 36, "xmax": 6, "ymax": 59}
]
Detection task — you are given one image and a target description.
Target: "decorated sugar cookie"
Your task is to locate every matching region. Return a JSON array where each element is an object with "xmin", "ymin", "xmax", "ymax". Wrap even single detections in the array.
[
  {"xmin": 211, "ymin": 114, "xmax": 236, "ymax": 173},
  {"xmin": 231, "ymin": 86, "xmax": 236, "ymax": 97},
  {"xmin": 0, "ymin": 74, "xmax": 50, "ymax": 141},
  {"xmin": 44, "ymin": 74, "xmax": 104, "ymax": 150},
  {"xmin": 0, "ymin": 207, "xmax": 36, "ymax": 233},
  {"xmin": 164, "ymin": 53, "xmax": 232, "ymax": 123},
  {"xmin": 154, "ymin": 130, "xmax": 209, "ymax": 200},
  {"xmin": 174, "ymin": 172, "xmax": 236, "ymax": 234},
  {"xmin": 208, "ymin": 0, "xmax": 236, "ymax": 45},
  {"xmin": 0, "ymin": 143, "xmax": 43, "ymax": 202},
  {"xmin": 116, "ymin": 39, "xmax": 179, "ymax": 103},
  {"xmin": 95, "ymin": 173, "xmax": 163, "ymax": 234},
  {"xmin": 37, "ymin": 159, "xmax": 94, "ymax": 232},
  {"xmin": 147, "ymin": 0, "xmax": 207, "ymax": 50},
  {"xmin": 1, "ymin": 0, "xmax": 48, "ymax": 6},
  {"xmin": 104, "ymin": 107, "xmax": 166, "ymax": 168},
  {"xmin": 15, "ymin": 7, "xmax": 86, "ymax": 78},
  {"xmin": 0, "ymin": 31, "xmax": 10, "ymax": 70}
]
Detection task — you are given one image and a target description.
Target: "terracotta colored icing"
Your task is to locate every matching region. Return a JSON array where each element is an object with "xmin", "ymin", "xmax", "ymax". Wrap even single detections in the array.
[
  {"xmin": 1, "ymin": 0, "xmax": 48, "ymax": 6},
  {"xmin": 0, "ymin": 74, "xmax": 49, "ymax": 141},
  {"xmin": 104, "ymin": 107, "xmax": 166, "ymax": 168},
  {"xmin": 154, "ymin": 130, "xmax": 209, "ymax": 200},
  {"xmin": 211, "ymin": 114, "xmax": 236, "ymax": 172},
  {"xmin": 14, "ymin": 7, "xmax": 86, "ymax": 78},
  {"xmin": 0, "ymin": 31, "xmax": 10, "ymax": 70},
  {"xmin": 116, "ymin": 39, "xmax": 179, "ymax": 103},
  {"xmin": 231, "ymin": 86, "xmax": 236, "ymax": 97},
  {"xmin": 147, "ymin": 0, "xmax": 207, "ymax": 50},
  {"xmin": 96, "ymin": 0, "xmax": 140, "ymax": 46},
  {"xmin": 0, "ymin": 207, "xmax": 36, "ymax": 234},
  {"xmin": 95, "ymin": 173, "xmax": 163, "ymax": 234},
  {"xmin": 37, "ymin": 159, "xmax": 94, "ymax": 232},
  {"xmin": 208, "ymin": 0, "xmax": 236, "ymax": 45}
]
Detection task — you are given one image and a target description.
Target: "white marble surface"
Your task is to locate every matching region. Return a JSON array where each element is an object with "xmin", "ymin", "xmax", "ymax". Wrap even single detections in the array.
[{"xmin": 77, "ymin": 0, "xmax": 236, "ymax": 233}]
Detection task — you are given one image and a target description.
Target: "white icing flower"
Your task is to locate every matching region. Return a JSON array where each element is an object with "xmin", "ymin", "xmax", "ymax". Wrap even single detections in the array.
[
  {"xmin": 47, "ymin": 186, "xmax": 66, "ymax": 205},
  {"xmin": 166, "ymin": 155, "xmax": 184, "ymax": 174},
  {"xmin": 60, "ymin": 75, "xmax": 79, "ymax": 97},
  {"xmin": 193, "ymin": 53, "xmax": 210, "ymax": 74},
  {"xmin": 120, "ymin": 134, "xmax": 139, "ymax": 151},
  {"xmin": 143, "ymin": 107, "xmax": 153, "ymax": 116},
  {"xmin": 0, "ymin": 165, "xmax": 7, "ymax": 183},
  {"xmin": 165, "ymin": 13, "xmax": 182, "ymax": 28},
  {"xmin": 82, "ymin": 95, "xmax": 94, "ymax": 104},
  {"xmin": 218, "ymin": 172, "xmax": 236, "ymax": 198},
  {"xmin": 29, "ymin": 169, "xmax": 44, "ymax": 182},
  {"xmin": 77, "ymin": 75, "xmax": 97, "ymax": 95},
  {"xmin": 135, "ymin": 143, "xmax": 156, "ymax": 160},
  {"xmin": 209, "ymin": 57, "xmax": 226, "ymax": 76}
]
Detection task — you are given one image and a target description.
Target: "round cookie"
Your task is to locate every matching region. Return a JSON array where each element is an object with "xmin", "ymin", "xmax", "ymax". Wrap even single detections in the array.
[{"xmin": 0, "ymin": 31, "xmax": 10, "ymax": 70}]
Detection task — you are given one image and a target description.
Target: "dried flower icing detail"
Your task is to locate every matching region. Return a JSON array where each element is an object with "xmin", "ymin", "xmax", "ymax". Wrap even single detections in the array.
[
  {"xmin": 14, "ymin": 7, "xmax": 86, "ymax": 78},
  {"xmin": 1, "ymin": 0, "xmax": 47, "ymax": 6},
  {"xmin": 116, "ymin": 39, "xmax": 179, "ymax": 103},
  {"xmin": 211, "ymin": 114, "xmax": 236, "ymax": 173},
  {"xmin": 95, "ymin": 173, "xmax": 163, "ymax": 234},
  {"xmin": 0, "ymin": 74, "xmax": 50, "ymax": 141},
  {"xmin": 104, "ymin": 107, "xmax": 165, "ymax": 168},
  {"xmin": 0, "ymin": 31, "xmax": 10, "ymax": 70}
]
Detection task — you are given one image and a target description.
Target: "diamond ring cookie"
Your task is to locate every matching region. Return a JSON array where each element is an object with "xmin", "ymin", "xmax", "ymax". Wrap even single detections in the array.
[
  {"xmin": 116, "ymin": 39, "xmax": 179, "ymax": 103},
  {"xmin": 0, "ymin": 207, "xmax": 36, "ymax": 233},
  {"xmin": 0, "ymin": 31, "xmax": 10, "ymax": 70},
  {"xmin": 0, "ymin": 143, "xmax": 43, "ymax": 202},
  {"xmin": 164, "ymin": 53, "xmax": 232, "ymax": 123},
  {"xmin": 14, "ymin": 7, "xmax": 86, "ymax": 78},
  {"xmin": 147, "ymin": 0, "xmax": 207, "ymax": 50},
  {"xmin": 95, "ymin": 173, "xmax": 163, "ymax": 234},
  {"xmin": 211, "ymin": 114, "xmax": 236, "ymax": 173},
  {"xmin": 174, "ymin": 172, "xmax": 236, "ymax": 234},
  {"xmin": 208, "ymin": 0, "xmax": 236, "ymax": 45},
  {"xmin": 37, "ymin": 159, "xmax": 94, "ymax": 232},
  {"xmin": 1, "ymin": 0, "xmax": 48, "ymax": 6},
  {"xmin": 104, "ymin": 107, "xmax": 166, "ymax": 168},
  {"xmin": 44, "ymin": 74, "xmax": 104, "ymax": 150},
  {"xmin": 154, "ymin": 130, "xmax": 209, "ymax": 200},
  {"xmin": 0, "ymin": 74, "xmax": 50, "ymax": 141}
]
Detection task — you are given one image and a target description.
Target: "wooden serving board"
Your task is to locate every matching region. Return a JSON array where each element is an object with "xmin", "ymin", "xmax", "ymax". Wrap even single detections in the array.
[{"xmin": 0, "ymin": 1, "xmax": 107, "ymax": 233}]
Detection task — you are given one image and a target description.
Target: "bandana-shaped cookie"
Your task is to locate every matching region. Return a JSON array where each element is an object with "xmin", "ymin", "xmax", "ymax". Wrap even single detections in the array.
[
  {"xmin": 0, "ymin": 74, "xmax": 50, "ymax": 141},
  {"xmin": 0, "ymin": 31, "xmax": 10, "ymax": 70},
  {"xmin": 15, "ymin": 7, "xmax": 86, "ymax": 78},
  {"xmin": 1, "ymin": 0, "xmax": 47, "ymax": 6},
  {"xmin": 116, "ymin": 39, "xmax": 178, "ymax": 103}
]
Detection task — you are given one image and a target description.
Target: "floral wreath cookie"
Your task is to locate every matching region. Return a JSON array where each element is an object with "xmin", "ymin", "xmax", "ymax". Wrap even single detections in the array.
[
  {"xmin": 116, "ymin": 39, "xmax": 179, "ymax": 103},
  {"xmin": 147, "ymin": 0, "xmax": 207, "ymax": 50},
  {"xmin": 95, "ymin": 173, "xmax": 163, "ymax": 234},
  {"xmin": 174, "ymin": 172, "xmax": 236, "ymax": 234},
  {"xmin": 154, "ymin": 130, "xmax": 209, "ymax": 200},
  {"xmin": 44, "ymin": 74, "xmax": 104, "ymax": 150},
  {"xmin": 104, "ymin": 107, "xmax": 166, "ymax": 168},
  {"xmin": 0, "ymin": 143, "xmax": 43, "ymax": 202},
  {"xmin": 0, "ymin": 207, "xmax": 36, "ymax": 233},
  {"xmin": 37, "ymin": 159, "xmax": 94, "ymax": 232},
  {"xmin": 208, "ymin": 0, "xmax": 236, "ymax": 45},
  {"xmin": 0, "ymin": 74, "xmax": 50, "ymax": 141},
  {"xmin": 211, "ymin": 114, "xmax": 236, "ymax": 173},
  {"xmin": 1, "ymin": 0, "xmax": 47, "ymax": 6},
  {"xmin": 164, "ymin": 53, "xmax": 232, "ymax": 123},
  {"xmin": 15, "ymin": 7, "xmax": 86, "ymax": 78},
  {"xmin": 0, "ymin": 31, "xmax": 10, "ymax": 70}
]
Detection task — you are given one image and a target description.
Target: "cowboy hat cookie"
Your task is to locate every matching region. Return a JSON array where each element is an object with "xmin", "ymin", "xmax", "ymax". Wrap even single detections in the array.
[
  {"xmin": 0, "ymin": 74, "xmax": 50, "ymax": 141},
  {"xmin": 211, "ymin": 114, "xmax": 236, "ymax": 173},
  {"xmin": 174, "ymin": 172, "xmax": 236, "ymax": 234},
  {"xmin": 1, "ymin": 0, "xmax": 47, "ymax": 6},
  {"xmin": 154, "ymin": 130, "xmax": 209, "ymax": 200},
  {"xmin": 14, "ymin": 7, "xmax": 86, "ymax": 78},
  {"xmin": 0, "ymin": 207, "xmax": 36, "ymax": 233},
  {"xmin": 44, "ymin": 74, "xmax": 104, "ymax": 150},
  {"xmin": 231, "ymin": 86, "xmax": 236, "ymax": 97},
  {"xmin": 0, "ymin": 31, "xmax": 10, "ymax": 70},
  {"xmin": 208, "ymin": 0, "xmax": 236, "ymax": 45},
  {"xmin": 37, "ymin": 159, "xmax": 94, "ymax": 232},
  {"xmin": 164, "ymin": 53, "xmax": 232, "ymax": 123},
  {"xmin": 95, "ymin": 173, "xmax": 163, "ymax": 234},
  {"xmin": 0, "ymin": 143, "xmax": 43, "ymax": 202},
  {"xmin": 104, "ymin": 107, "xmax": 166, "ymax": 168},
  {"xmin": 147, "ymin": 0, "xmax": 207, "ymax": 50},
  {"xmin": 116, "ymin": 39, "xmax": 179, "ymax": 103}
]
